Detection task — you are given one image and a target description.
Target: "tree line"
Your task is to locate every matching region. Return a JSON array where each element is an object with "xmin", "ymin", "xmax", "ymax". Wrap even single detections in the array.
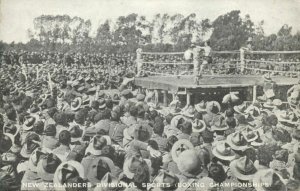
[{"xmin": 1, "ymin": 10, "xmax": 300, "ymax": 53}]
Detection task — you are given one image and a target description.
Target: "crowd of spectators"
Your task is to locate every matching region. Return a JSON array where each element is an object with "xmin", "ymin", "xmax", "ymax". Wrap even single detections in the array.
[
  {"xmin": 2, "ymin": 50, "xmax": 300, "ymax": 77},
  {"xmin": 245, "ymin": 57, "xmax": 300, "ymax": 77},
  {"xmin": 0, "ymin": 50, "xmax": 300, "ymax": 191}
]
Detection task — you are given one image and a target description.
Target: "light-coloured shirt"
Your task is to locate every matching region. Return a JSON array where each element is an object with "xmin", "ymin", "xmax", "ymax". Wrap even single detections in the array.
[{"xmin": 202, "ymin": 46, "xmax": 212, "ymax": 57}]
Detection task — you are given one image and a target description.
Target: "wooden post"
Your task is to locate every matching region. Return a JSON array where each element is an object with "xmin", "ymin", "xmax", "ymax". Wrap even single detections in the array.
[
  {"xmin": 240, "ymin": 48, "xmax": 245, "ymax": 74},
  {"xmin": 154, "ymin": 90, "xmax": 159, "ymax": 106},
  {"xmin": 253, "ymin": 85, "xmax": 257, "ymax": 103},
  {"xmin": 136, "ymin": 48, "xmax": 142, "ymax": 76},
  {"xmin": 172, "ymin": 93, "xmax": 176, "ymax": 101},
  {"xmin": 36, "ymin": 67, "xmax": 39, "ymax": 79},
  {"xmin": 21, "ymin": 62, "xmax": 27, "ymax": 81},
  {"xmin": 186, "ymin": 92, "xmax": 191, "ymax": 106},
  {"xmin": 163, "ymin": 90, "xmax": 168, "ymax": 107}
]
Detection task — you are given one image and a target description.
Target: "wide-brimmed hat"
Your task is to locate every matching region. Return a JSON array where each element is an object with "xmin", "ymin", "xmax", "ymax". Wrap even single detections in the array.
[
  {"xmin": 77, "ymin": 86, "xmax": 86, "ymax": 93},
  {"xmin": 53, "ymin": 160, "xmax": 86, "ymax": 191},
  {"xmin": 111, "ymin": 94, "xmax": 120, "ymax": 104},
  {"xmin": 87, "ymin": 87, "xmax": 97, "ymax": 95},
  {"xmin": 171, "ymin": 139, "xmax": 194, "ymax": 163},
  {"xmin": 192, "ymin": 119, "xmax": 206, "ymax": 133},
  {"xmin": 151, "ymin": 170, "xmax": 179, "ymax": 191},
  {"xmin": 78, "ymin": 75, "xmax": 84, "ymax": 82},
  {"xmin": 169, "ymin": 99, "xmax": 180, "ymax": 108},
  {"xmin": 168, "ymin": 107, "xmax": 181, "ymax": 116},
  {"xmin": 190, "ymin": 43, "xmax": 196, "ymax": 48},
  {"xmin": 121, "ymin": 89, "xmax": 133, "ymax": 98},
  {"xmin": 294, "ymin": 145, "xmax": 300, "ymax": 162},
  {"xmin": 85, "ymin": 135, "xmax": 111, "ymax": 156},
  {"xmin": 251, "ymin": 132, "xmax": 264, "ymax": 147},
  {"xmin": 136, "ymin": 93, "xmax": 146, "ymax": 102},
  {"xmin": 292, "ymin": 128, "xmax": 300, "ymax": 140},
  {"xmin": 28, "ymin": 147, "xmax": 51, "ymax": 172},
  {"xmin": 181, "ymin": 105, "xmax": 196, "ymax": 118},
  {"xmin": 1, "ymin": 133, "xmax": 13, "ymax": 153},
  {"xmin": 235, "ymin": 114, "xmax": 254, "ymax": 129},
  {"xmin": 234, "ymin": 103, "xmax": 247, "ymax": 114},
  {"xmin": 226, "ymin": 132, "xmax": 249, "ymax": 151},
  {"xmin": 3, "ymin": 123, "xmax": 19, "ymax": 137},
  {"xmin": 176, "ymin": 149, "xmax": 203, "ymax": 178},
  {"xmin": 272, "ymin": 99, "xmax": 282, "ymax": 107},
  {"xmin": 253, "ymin": 169, "xmax": 287, "ymax": 191},
  {"xmin": 20, "ymin": 132, "xmax": 40, "ymax": 158},
  {"xmin": 0, "ymin": 152, "xmax": 18, "ymax": 165},
  {"xmin": 29, "ymin": 104, "xmax": 40, "ymax": 114},
  {"xmin": 37, "ymin": 153, "xmax": 62, "ymax": 181},
  {"xmin": 148, "ymin": 102, "xmax": 160, "ymax": 110},
  {"xmin": 40, "ymin": 94, "xmax": 52, "ymax": 106},
  {"xmin": 44, "ymin": 124, "xmax": 56, "ymax": 136},
  {"xmin": 71, "ymin": 97, "xmax": 82, "ymax": 111},
  {"xmin": 230, "ymin": 156, "xmax": 257, "ymax": 181},
  {"xmin": 16, "ymin": 81, "xmax": 23, "ymax": 87},
  {"xmin": 23, "ymin": 116, "xmax": 36, "ymax": 131},
  {"xmin": 222, "ymin": 92, "xmax": 240, "ymax": 104},
  {"xmin": 10, "ymin": 86, "xmax": 18, "ymax": 95},
  {"xmin": 212, "ymin": 142, "xmax": 236, "ymax": 161},
  {"xmin": 71, "ymin": 80, "xmax": 80, "ymax": 87},
  {"xmin": 206, "ymin": 101, "xmax": 221, "ymax": 114},
  {"xmin": 245, "ymin": 105, "xmax": 260, "ymax": 118},
  {"xmin": 167, "ymin": 99, "xmax": 181, "ymax": 115},
  {"xmin": 263, "ymin": 73, "xmax": 272, "ymax": 81},
  {"xmin": 82, "ymin": 95, "xmax": 90, "ymax": 106},
  {"xmin": 170, "ymin": 115, "xmax": 184, "ymax": 129},
  {"xmin": 123, "ymin": 155, "xmax": 143, "ymax": 179},
  {"xmin": 263, "ymin": 99, "xmax": 275, "ymax": 109},
  {"xmin": 276, "ymin": 111, "xmax": 295, "ymax": 124},
  {"xmin": 290, "ymin": 90, "xmax": 300, "ymax": 100},
  {"xmin": 242, "ymin": 127, "xmax": 258, "ymax": 142},
  {"xmin": 195, "ymin": 100, "xmax": 207, "ymax": 113},
  {"xmin": 85, "ymin": 76, "xmax": 92, "ymax": 83},
  {"xmin": 210, "ymin": 115, "xmax": 229, "ymax": 131},
  {"xmin": 124, "ymin": 123, "xmax": 151, "ymax": 142},
  {"xmin": 98, "ymin": 98, "xmax": 106, "ymax": 109},
  {"xmin": 68, "ymin": 125, "xmax": 84, "ymax": 142}
]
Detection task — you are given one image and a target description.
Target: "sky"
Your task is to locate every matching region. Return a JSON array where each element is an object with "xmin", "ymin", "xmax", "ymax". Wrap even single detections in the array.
[{"xmin": 0, "ymin": 0, "xmax": 300, "ymax": 43}]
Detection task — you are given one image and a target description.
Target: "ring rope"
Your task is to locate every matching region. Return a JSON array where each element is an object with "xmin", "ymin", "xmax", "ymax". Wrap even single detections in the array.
[
  {"xmin": 141, "ymin": 52, "xmax": 184, "ymax": 55},
  {"xmin": 147, "ymin": 71, "xmax": 198, "ymax": 77},
  {"xmin": 247, "ymin": 50, "xmax": 300, "ymax": 54},
  {"xmin": 142, "ymin": 60, "xmax": 241, "ymax": 64},
  {"xmin": 244, "ymin": 66, "xmax": 300, "ymax": 74},
  {"xmin": 245, "ymin": 59, "xmax": 300, "ymax": 64},
  {"xmin": 142, "ymin": 62, "xmax": 192, "ymax": 65},
  {"xmin": 141, "ymin": 50, "xmax": 241, "ymax": 55},
  {"xmin": 148, "ymin": 71, "xmax": 190, "ymax": 76},
  {"xmin": 146, "ymin": 71, "xmax": 245, "ymax": 77},
  {"xmin": 212, "ymin": 51, "xmax": 240, "ymax": 54},
  {"xmin": 143, "ymin": 62, "xmax": 239, "ymax": 68}
]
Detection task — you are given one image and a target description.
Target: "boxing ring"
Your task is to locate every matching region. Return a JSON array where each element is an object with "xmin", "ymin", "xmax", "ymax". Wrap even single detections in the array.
[{"xmin": 134, "ymin": 49, "xmax": 300, "ymax": 106}]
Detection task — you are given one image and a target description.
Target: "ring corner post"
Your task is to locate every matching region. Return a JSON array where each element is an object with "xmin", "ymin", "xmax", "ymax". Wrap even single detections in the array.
[
  {"xmin": 136, "ymin": 48, "xmax": 142, "ymax": 76},
  {"xmin": 186, "ymin": 91, "xmax": 192, "ymax": 106},
  {"xmin": 252, "ymin": 85, "xmax": 257, "ymax": 103},
  {"xmin": 163, "ymin": 90, "xmax": 168, "ymax": 107},
  {"xmin": 240, "ymin": 48, "xmax": 245, "ymax": 74}
]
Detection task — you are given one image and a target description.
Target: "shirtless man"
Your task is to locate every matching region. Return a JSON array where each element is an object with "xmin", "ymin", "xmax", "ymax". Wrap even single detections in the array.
[
  {"xmin": 287, "ymin": 79, "xmax": 300, "ymax": 106},
  {"xmin": 195, "ymin": 41, "xmax": 213, "ymax": 84}
]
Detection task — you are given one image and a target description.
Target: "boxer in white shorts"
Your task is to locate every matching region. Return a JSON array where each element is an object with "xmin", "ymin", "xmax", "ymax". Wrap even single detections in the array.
[{"xmin": 194, "ymin": 41, "xmax": 213, "ymax": 84}]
